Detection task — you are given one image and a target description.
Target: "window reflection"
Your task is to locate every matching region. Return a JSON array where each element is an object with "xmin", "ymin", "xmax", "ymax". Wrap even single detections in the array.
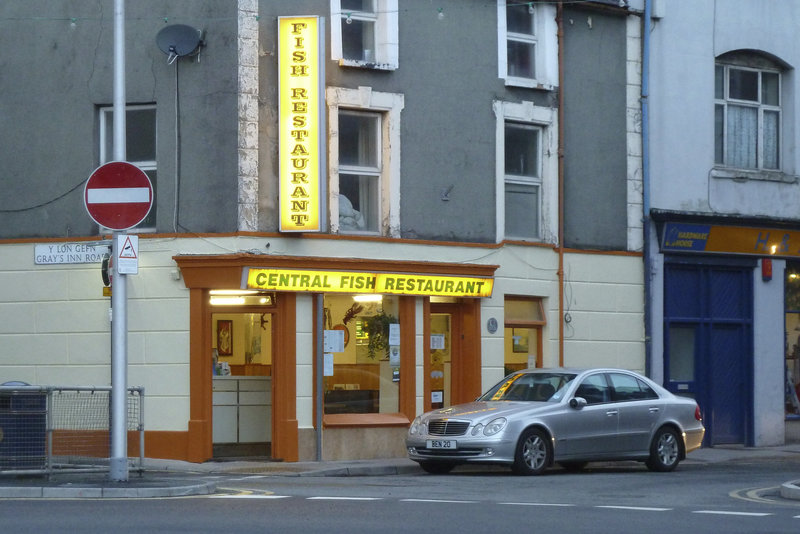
[{"xmin": 323, "ymin": 294, "xmax": 400, "ymax": 414}]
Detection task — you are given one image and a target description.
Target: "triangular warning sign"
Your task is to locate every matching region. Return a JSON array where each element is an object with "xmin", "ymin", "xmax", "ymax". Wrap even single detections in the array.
[{"xmin": 119, "ymin": 236, "xmax": 138, "ymax": 259}]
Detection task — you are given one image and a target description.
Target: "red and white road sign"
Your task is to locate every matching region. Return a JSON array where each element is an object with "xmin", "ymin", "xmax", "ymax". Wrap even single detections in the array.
[{"xmin": 84, "ymin": 161, "xmax": 153, "ymax": 230}]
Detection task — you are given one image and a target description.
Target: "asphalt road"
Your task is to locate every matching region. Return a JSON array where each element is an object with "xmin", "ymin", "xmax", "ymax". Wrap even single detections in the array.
[{"xmin": 2, "ymin": 458, "xmax": 800, "ymax": 533}]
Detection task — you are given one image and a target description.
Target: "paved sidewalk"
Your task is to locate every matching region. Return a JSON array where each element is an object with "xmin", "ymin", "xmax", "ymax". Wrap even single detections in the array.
[{"xmin": 0, "ymin": 444, "xmax": 799, "ymax": 499}]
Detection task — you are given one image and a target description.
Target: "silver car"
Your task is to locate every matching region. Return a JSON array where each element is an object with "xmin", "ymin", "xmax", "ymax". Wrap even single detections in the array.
[{"xmin": 406, "ymin": 368, "xmax": 705, "ymax": 475}]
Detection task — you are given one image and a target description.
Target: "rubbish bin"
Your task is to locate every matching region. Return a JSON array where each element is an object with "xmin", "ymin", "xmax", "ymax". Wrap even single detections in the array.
[{"xmin": 0, "ymin": 382, "xmax": 47, "ymax": 470}]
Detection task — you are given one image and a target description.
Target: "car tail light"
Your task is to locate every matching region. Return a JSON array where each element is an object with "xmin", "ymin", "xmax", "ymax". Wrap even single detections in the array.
[{"xmin": 694, "ymin": 405, "xmax": 702, "ymax": 421}]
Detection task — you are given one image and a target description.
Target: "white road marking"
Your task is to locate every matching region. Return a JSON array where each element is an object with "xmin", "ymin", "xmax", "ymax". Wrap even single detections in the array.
[
  {"xmin": 596, "ymin": 505, "xmax": 672, "ymax": 512},
  {"xmin": 400, "ymin": 499, "xmax": 478, "ymax": 504},
  {"xmin": 500, "ymin": 502, "xmax": 575, "ymax": 507},
  {"xmin": 693, "ymin": 510, "xmax": 772, "ymax": 517},
  {"xmin": 211, "ymin": 494, "xmax": 290, "ymax": 499},
  {"xmin": 307, "ymin": 496, "xmax": 382, "ymax": 501}
]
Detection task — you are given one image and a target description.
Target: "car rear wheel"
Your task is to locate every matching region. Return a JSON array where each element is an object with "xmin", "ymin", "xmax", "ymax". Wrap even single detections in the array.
[
  {"xmin": 512, "ymin": 428, "xmax": 550, "ymax": 475},
  {"xmin": 646, "ymin": 427, "xmax": 681, "ymax": 472},
  {"xmin": 419, "ymin": 461, "xmax": 455, "ymax": 474}
]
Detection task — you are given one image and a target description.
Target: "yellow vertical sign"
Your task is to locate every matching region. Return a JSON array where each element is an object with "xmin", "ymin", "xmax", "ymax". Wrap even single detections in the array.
[{"xmin": 279, "ymin": 17, "xmax": 320, "ymax": 232}]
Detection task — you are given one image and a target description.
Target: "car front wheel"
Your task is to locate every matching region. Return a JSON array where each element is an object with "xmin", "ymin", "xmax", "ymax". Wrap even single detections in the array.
[
  {"xmin": 512, "ymin": 428, "xmax": 550, "ymax": 475},
  {"xmin": 646, "ymin": 427, "xmax": 681, "ymax": 472}
]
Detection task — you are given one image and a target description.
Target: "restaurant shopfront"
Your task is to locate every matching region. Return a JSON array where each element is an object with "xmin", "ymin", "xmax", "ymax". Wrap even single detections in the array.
[{"xmin": 173, "ymin": 253, "xmax": 497, "ymax": 462}]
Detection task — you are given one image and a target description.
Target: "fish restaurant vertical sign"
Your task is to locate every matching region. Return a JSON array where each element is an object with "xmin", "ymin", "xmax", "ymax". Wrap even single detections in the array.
[{"xmin": 279, "ymin": 16, "xmax": 324, "ymax": 232}]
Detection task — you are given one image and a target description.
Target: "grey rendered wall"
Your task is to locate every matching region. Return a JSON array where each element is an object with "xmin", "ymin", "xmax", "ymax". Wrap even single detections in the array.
[
  {"xmin": 562, "ymin": 7, "xmax": 628, "ymax": 250},
  {"xmin": 257, "ymin": 1, "xmax": 551, "ymax": 242},
  {"xmin": 0, "ymin": 1, "xmax": 240, "ymax": 238}
]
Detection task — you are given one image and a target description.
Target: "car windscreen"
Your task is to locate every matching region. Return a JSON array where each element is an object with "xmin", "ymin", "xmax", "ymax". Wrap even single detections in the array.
[{"xmin": 478, "ymin": 372, "xmax": 577, "ymax": 402}]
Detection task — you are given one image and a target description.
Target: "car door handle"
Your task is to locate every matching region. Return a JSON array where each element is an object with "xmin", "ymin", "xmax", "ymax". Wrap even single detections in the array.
[
  {"xmin": 649, "ymin": 407, "xmax": 660, "ymax": 413},
  {"xmin": 606, "ymin": 410, "xmax": 618, "ymax": 416}
]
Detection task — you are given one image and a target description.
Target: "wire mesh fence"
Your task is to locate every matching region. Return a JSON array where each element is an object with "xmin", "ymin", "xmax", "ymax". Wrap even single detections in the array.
[{"xmin": 0, "ymin": 385, "xmax": 144, "ymax": 476}]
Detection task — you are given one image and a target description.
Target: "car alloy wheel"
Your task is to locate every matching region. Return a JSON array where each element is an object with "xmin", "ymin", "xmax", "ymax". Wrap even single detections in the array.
[
  {"xmin": 512, "ymin": 427, "xmax": 550, "ymax": 475},
  {"xmin": 646, "ymin": 427, "xmax": 680, "ymax": 472}
]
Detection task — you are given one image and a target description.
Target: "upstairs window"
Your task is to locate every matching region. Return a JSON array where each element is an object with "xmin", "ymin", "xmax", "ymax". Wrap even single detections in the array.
[
  {"xmin": 99, "ymin": 104, "xmax": 157, "ymax": 231},
  {"xmin": 506, "ymin": 2, "xmax": 537, "ymax": 79},
  {"xmin": 339, "ymin": 110, "xmax": 381, "ymax": 232},
  {"xmin": 331, "ymin": 0, "xmax": 399, "ymax": 70},
  {"xmin": 341, "ymin": 0, "xmax": 376, "ymax": 61},
  {"xmin": 327, "ymin": 87, "xmax": 404, "ymax": 237},
  {"xmin": 504, "ymin": 122, "xmax": 542, "ymax": 239},
  {"xmin": 715, "ymin": 56, "xmax": 781, "ymax": 171},
  {"xmin": 494, "ymin": 100, "xmax": 557, "ymax": 243},
  {"xmin": 498, "ymin": 0, "xmax": 557, "ymax": 88}
]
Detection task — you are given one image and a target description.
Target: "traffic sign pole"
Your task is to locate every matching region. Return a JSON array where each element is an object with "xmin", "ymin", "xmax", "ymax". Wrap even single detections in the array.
[{"xmin": 110, "ymin": 0, "xmax": 128, "ymax": 483}]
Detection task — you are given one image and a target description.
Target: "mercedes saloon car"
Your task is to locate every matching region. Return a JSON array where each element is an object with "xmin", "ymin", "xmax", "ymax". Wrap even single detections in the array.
[{"xmin": 406, "ymin": 368, "xmax": 705, "ymax": 475}]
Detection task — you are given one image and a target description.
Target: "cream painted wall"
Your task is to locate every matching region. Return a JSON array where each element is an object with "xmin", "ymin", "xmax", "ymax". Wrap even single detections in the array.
[
  {"xmin": 0, "ymin": 241, "xmax": 191, "ymax": 431},
  {"xmin": 1, "ymin": 237, "xmax": 644, "ymax": 433}
]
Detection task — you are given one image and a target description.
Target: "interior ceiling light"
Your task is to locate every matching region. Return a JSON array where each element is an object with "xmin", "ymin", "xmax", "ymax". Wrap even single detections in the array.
[
  {"xmin": 210, "ymin": 296, "xmax": 246, "ymax": 306},
  {"xmin": 353, "ymin": 294, "xmax": 383, "ymax": 302}
]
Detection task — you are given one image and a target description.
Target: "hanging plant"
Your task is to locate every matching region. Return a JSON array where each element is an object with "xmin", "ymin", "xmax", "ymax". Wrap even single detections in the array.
[{"xmin": 364, "ymin": 310, "xmax": 397, "ymax": 359}]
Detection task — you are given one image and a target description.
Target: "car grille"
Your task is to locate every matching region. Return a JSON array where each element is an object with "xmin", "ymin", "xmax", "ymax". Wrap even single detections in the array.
[
  {"xmin": 418, "ymin": 448, "xmax": 484, "ymax": 457},
  {"xmin": 428, "ymin": 419, "xmax": 470, "ymax": 436}
]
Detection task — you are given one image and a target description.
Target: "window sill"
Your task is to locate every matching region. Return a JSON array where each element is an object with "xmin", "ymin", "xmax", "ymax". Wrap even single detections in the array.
[
  {"xmin": 502, "ymin": 77, "xmax": 556, "ymax": 91},
  {"xmin": 323, "ymin": 412, "xmax": 411, "ymax": 428},
  {"xmin": 338, "ymin": 58, "xmax": 397, "ymax": 71},
  {"xmin": 710, "ymin": 167, "xmax": 798, "ymax": 184}
]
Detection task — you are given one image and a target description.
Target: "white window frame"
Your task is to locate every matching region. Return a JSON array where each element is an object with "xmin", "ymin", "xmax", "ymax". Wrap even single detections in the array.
[
  {"xmin": 331, "ymin": 0, "xmax": 399, "ymax": 70},
  {"xmin": 494, "ymin": 100, "xmax": 557, "ymax": 243},
  {"xmin": 327, "ymin": 86, "xmax": 404, "ymax": 236},
  {"xmin": 714, "ymin": 63, "xmax": 781, "ymax": 173},
  {"xmin": 497, "ymin": 0, "xmax": 557, "ymax": 89},
  {"xmin": 99, "ymin": 104, "xmax": 157, "ymax": 232}
]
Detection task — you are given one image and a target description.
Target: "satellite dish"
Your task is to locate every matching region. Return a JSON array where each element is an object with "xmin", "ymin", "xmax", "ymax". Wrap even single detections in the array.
[{"xmin": 156, "ymin": 24, "xmax": 204, "ymax": 63}]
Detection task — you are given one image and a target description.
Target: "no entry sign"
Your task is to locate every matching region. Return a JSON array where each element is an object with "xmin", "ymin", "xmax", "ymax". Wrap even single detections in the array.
[{"xmin": 84, "ymin": 161, "xmax": 153, "ymax": 230}]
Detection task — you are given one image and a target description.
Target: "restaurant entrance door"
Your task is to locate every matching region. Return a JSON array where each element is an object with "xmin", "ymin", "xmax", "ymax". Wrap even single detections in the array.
[{"xmin": 210, "ymin": 297, "xmax": 276, "ymax": 458}]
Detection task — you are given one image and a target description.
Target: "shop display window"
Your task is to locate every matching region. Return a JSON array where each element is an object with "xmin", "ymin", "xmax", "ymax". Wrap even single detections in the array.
[
  {"xmin": 322, "ymin": 294, "xmax": 400, "ymax": 414},
  {"xmin": 504, "ymin": 296, "xmax": 545, "ymax": 374}
]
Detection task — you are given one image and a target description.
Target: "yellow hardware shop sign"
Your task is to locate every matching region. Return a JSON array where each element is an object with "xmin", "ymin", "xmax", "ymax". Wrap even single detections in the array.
[
  {"xmin": 245, "ymin": 269, "xmax": 494, "ymax": 298},
  {"xmin": 279, "ymin": 16, "xmax": 322, "ymax": 232}
]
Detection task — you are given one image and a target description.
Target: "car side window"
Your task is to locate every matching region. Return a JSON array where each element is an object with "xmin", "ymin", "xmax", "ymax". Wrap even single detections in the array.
[
  {"xmin": 608, "ymin": 373, "xmax": 659, "ymax": 402},
  {"xmin": 574, "ymin": 374, "xmax": 610, "ymax": 405}
]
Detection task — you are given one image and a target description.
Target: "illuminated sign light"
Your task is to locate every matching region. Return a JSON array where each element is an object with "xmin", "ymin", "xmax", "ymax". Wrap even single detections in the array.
[
  {"xmin": 279, "ymin": 16, "xmax": 323, "ymax": 232},
  {"xmin": 245, "ymin": 269, "xmax": 494, "ymax": 298}
]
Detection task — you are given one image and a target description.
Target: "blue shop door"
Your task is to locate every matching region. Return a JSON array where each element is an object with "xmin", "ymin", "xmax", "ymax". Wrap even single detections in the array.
[
  {"xmin": 708, "ymin": 324, "xmax": 747, "ymax": 443},
  {"xmin": 664, "ymin": 260, "xmax": 753, "ymax": 446}
]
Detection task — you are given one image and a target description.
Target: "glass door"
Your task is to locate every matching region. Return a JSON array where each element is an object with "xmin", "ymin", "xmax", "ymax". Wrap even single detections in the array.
[
  {"xmin": 211, "ymin": 309, "xmax": 273, "ymax": 458},
  {"xmin": 429, "ymin": 312, "xmax": 451, "ymax": 409}
]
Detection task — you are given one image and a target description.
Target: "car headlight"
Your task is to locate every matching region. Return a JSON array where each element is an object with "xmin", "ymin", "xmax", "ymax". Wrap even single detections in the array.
[
  {"xmin": 409, "ymin": 416, "xmax": 426, "ymax": 436},
  {"xmin": 483, "ymin": 417, "xmax": 507, "ymax": 436},
  {"xmin": 471, "ymin": 423, "xmax": 484, "ymax": 436}
]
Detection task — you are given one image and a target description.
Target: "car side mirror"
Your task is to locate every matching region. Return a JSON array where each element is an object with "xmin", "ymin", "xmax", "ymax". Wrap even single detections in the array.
[{"xmin": 569, "ymin": 397, "xmax": 587, "ymax": 410}]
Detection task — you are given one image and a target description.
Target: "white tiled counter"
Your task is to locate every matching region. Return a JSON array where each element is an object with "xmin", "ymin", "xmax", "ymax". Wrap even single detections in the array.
[{"xmin": 212, "ymin": 377, "xmax": 271, "ymax": 444}]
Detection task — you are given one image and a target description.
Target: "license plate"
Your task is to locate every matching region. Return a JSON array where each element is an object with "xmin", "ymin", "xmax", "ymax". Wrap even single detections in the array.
[{"xmin": 427, "ymin": 439, "xmax": 457, "ymax": 449}]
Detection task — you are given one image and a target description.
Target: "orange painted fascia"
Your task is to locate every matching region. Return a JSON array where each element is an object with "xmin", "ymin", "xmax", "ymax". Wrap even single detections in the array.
[
  {"xmin": 272, "ymin": 292, "xmax": 299, "ymax": 462},
  {"xmin": 398, "ymin": 296, "xmax": 416, "ymax": 418},
  {"xmin": 187, "ymin": 287, "xmax": 212, "ymax": 462},
  {"xmin": 461, "ymin": 298, "xmax": 482, "ymax": 402},
  {"xmin": 174, "ymin": 254, "xmax": 499, "ymax": 286},
  {"xmin": 422, "ymin": 299, "xmax": 431, "ymax": 413}
]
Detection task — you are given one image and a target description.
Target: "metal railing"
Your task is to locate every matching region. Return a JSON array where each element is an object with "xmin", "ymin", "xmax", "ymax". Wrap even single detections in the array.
[{"xmin": 0, "ymin": 385, "xmax": 144, "ymax": 476}]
